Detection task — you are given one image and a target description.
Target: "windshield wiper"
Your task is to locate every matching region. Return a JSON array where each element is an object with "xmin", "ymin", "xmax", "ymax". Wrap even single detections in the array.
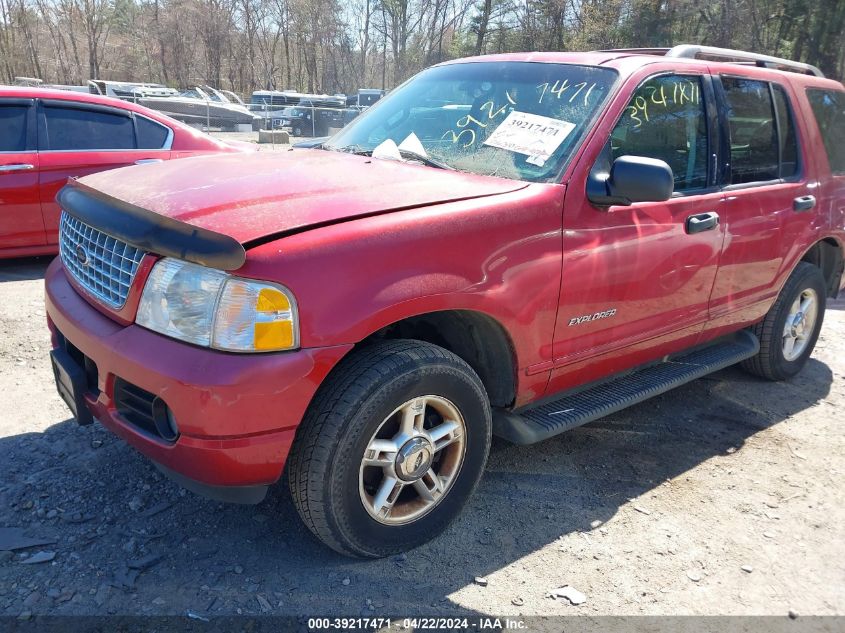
[
  {"xmin": 327, "ymin": 144, "xmax": 371, "ymax": 155},
  {"xmin": 397, "ymin": 149, "xmax": 455, "ymax": 170},
  {"xmin": 327, "ymin": 144, "xmax": 454, "ymax": 170}
]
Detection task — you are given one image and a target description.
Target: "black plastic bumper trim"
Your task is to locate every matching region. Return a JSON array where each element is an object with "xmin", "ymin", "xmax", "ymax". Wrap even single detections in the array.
[
  {"xmin": 50, "ymin": 348, "xmax": 94, "ymax": 426},
  {"xmin": 153, "ymin": 463, "xmax": 268, "ymax": 505},
  {"xmin": 57, "ymin": 181, "xmax": 246, "ymax": 271}
]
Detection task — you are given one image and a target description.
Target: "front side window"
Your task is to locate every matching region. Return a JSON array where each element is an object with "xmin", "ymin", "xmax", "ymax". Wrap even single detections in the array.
[
  {"xmin": 0, "ymin": 104, "xmax": 29, "ymax": 152},
  {"xmin": 43, "ymin": 105, "xmax": 135, "ymax": 151},
  {"xmin": 722, "ymin": 77, "xmax": 799, "ymax": 184},
  {"xmin": 325, "ymin": 62, "xmax": 617, "ymax": 182},
  {"xmin": 610, "ymin": 74, "xmax": 708, "ymax": 192},
  {"xmin": 806, "ymin": 88, "xmax": 845, "ymax": 175}
]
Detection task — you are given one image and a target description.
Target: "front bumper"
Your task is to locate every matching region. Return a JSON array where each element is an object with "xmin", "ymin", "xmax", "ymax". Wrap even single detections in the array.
[{"xmin": 45, "ymin": 259, "xmax": 352, "ymax": 500}]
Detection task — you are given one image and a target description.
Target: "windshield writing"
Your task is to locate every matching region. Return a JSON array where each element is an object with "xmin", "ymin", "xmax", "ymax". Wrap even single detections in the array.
[{"xmin": 325, "ymin": 62, "xmax": 617, "ymax": 182}]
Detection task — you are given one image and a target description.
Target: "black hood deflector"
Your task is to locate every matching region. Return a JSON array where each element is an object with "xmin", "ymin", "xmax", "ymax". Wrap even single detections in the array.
[{"xmin": 57, "ymin": 180, "xmax": 246, "ymax": 271}]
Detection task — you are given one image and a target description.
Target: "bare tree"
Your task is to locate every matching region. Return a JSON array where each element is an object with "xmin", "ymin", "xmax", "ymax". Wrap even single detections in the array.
[
  {"xmin": 0, "ymin": 0, "xmax": 20, "ymax": 82},
  {"xmin": 1, "ymin": 0, "xmax": 841, "ymax": 96}
]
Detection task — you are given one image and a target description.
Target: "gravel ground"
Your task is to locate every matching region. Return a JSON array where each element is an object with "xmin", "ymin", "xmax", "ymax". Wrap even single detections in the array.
[{"xmin": 0, "ymin": 256, "xmax": 843, "ymax": 619}]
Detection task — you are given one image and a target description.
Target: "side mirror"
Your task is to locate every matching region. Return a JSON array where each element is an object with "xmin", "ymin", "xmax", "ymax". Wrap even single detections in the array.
[{"xmin": 587, "ymin": 155, "xmax": 674, "ymax": 207}]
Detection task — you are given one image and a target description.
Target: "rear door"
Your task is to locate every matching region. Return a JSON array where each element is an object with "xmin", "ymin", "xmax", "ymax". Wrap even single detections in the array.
[
  {"xmin": 0, "ymin": 98, "xmax": 44, "ymax": 249},
  {"xmin": 708, "ymin": 76, "xmax": 814, "ymax": 326},
  {"xmin": 805, "ymin": 87, "xmax": 845, "ymax": 290},
  {"xmin": 37, "ymin": 100, "xmax": 173, "ymax": 243}
]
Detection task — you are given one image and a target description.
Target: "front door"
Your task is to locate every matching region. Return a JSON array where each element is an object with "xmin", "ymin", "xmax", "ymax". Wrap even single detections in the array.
[
  {"xmin": 0, "ymin": 98, "xmax": 44, "ymax": 250},
  {"xmin": 547, "ymin": 71, "xmax": 725, "ymax": 394}
]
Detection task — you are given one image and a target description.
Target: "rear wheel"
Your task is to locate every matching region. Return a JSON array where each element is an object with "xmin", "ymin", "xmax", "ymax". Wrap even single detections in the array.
[
  {"xmin": 741, "ymin": 262, "xmax": 827, "ymax": 380},
  {"xmin": 287, "ymin": 340, "xmax": 491, "ymax": 558}
]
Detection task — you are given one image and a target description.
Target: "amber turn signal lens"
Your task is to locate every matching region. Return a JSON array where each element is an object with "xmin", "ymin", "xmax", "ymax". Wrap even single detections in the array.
[
  {"xmin": 256, "ymin": 287, "xmax": 291, "ymax": 313},
  {"xmin": 254, "ymin": 321, "xmax": 295, "ymax": 350}
]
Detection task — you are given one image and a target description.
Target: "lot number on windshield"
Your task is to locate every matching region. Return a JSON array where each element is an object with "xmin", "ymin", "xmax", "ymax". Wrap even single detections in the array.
[{"xmin": 483, "ymin": 111, "xmax": 575, "ymax": 166}]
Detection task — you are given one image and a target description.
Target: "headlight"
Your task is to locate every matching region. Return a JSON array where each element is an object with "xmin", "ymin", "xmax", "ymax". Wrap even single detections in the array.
[{"xmin": 136, "ymin": 258, "xmax": 299, "ymax": 352}]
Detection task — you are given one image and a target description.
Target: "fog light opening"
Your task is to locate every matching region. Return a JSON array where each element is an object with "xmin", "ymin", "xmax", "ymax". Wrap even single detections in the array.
[{"xmin": 152, "ymin": 397, "xmax": 180, "ymax": 442}]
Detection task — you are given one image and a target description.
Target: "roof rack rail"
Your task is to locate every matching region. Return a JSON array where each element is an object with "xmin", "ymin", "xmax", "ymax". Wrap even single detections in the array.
[
  {"xmin": 598, "ymin": 44, "xmax": 824, "ymax": 78},
  {"xmin": 668, "ymin": 45, "xmax": 824, "ymax": 77},
  {"xmin": 597, "ymin": 47, "xmax": 672, "ymax": 56}
]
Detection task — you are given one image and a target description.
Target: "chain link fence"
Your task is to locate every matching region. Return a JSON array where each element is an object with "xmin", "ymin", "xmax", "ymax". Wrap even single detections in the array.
[{"xmin": 249, "ymin": 103, "xmax": 367, "ymax": 138}]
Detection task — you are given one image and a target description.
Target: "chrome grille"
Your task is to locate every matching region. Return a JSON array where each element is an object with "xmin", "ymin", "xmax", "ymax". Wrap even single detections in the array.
[{"xmin": 59, "ymin": 212, "xmax": 146, "ymax": 309}]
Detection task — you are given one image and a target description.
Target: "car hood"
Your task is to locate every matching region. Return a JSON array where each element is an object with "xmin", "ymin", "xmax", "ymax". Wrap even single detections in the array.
[
  {"xmin": 217, "ymin": 139, "xmax": 259, "ymax": 152},
  {"xmin": 75, "ymin": 150, "xmax": 527, "ymax": 245}
]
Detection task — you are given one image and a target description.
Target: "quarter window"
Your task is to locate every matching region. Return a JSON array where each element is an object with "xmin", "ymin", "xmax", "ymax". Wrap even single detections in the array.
[
  {"xmin": 721, "ymin": 78, "xmax": 799, "ymax": 184},
  {"xmin": 136, "ymin": 116, "xmax": 170, "ymax": 149},
  {"xmin": 806, "ymin": 88, "xmax": 845, "ymax": 175},
  {"xmin": 0, "ymin": 105, "xmax": 29, "ymax": 152},
  {"xmin": 610, "ymin": 75, "xmax": 708, "ymax": 193},
  {"xmin": 43, "ymin": 105, "xmax": 135, "ymax": 151}
]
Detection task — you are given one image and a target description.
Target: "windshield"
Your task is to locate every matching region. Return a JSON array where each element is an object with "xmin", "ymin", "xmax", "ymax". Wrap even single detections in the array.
[
  {"xmin": 181, "ymin": 88, "xmax": 205, "ymax": 100},
  {"xmin": 325, "ymin": 62, "xmax": 616, "ymax": 182}
]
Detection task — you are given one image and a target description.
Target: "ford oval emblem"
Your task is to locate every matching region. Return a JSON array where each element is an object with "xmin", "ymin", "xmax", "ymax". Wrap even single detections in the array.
[{"xmin": 75, "ymin": 245, "xmax": 89, "ymax": 267}]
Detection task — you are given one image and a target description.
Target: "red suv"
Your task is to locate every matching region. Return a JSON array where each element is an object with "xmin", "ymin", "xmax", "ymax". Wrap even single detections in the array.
[
  {"xmin": 0, "ymin": 87, "xmax": 248, "ymax": 259},
  {"xmin": 44, "ymin": 46, "xmax": 845, "ymax": 557}
]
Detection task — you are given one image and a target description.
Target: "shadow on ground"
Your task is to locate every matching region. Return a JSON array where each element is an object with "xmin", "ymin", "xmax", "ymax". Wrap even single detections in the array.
[
  {"xmin": 0, "ymin": 257, "xmax": 52, "ymax": 283},
  {"xmin": 828, "ymin": 296, "xmax": 845, "ymax": 311},
  {"xmin": 0, "ymin": 349, "xmax": 833, "ymax": 616}
]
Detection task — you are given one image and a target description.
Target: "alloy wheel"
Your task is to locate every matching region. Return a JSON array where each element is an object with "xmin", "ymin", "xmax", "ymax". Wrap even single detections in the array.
[
  {"xmin": 358, "ymin": 395, "xmax": 466, "ymax": 525},
  {"xmin": 782, "ymin": 288, "xmax": 819, "ymax": 361}
]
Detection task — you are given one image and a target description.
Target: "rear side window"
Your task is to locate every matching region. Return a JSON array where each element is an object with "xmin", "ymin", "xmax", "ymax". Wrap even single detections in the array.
[
  {"xmin": 722, "ymin": 77, "xmax": 800, "ymax": 184},
  {"xmin": 0, "ymin": 105, "xmax": 29, "ymax": 152},
  {"xmin": 772, "ymin": 86, "xmax": 799, "ymax": 178},
  {"xmin": 43, "ymin": 105, "xmax": 135, "ymax": 151},
  {"xmin": 807, "ymin": 89, "xmax": 845, "ymax": 175},
  {"xmin": 722, "ymin": 78, "xmax": 778, "ymax": 183},
  {"xmin": 610, "ymin": 74, "xmax": 709, "ymax": 192},
  {"xmin": 136, "ymin": 116, "xmax": 170, "ymax": 149}
]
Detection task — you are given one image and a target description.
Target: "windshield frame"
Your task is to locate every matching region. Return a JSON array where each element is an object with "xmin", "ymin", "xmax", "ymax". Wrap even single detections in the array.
[{"xmin": 324, "ymin": 60, "xmax": 620, "ymax": 184}]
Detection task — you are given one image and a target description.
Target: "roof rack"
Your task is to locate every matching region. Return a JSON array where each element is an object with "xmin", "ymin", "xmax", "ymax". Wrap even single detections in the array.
[
  {"xmin": 667, "ymin": 45, "xmax": 824, "ymax": 77},
  {"xmin": 598, "ymin": 44, "xmax": 824, "ymax": 78},
  {"xmin": 597, "ymin": 47, "xmax": 672, "ymax": 56}
]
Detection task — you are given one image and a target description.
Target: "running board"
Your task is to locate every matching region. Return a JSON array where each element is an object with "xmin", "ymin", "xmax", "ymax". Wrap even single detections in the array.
[{"xmin": 493, "ymin": 331, "xmax": 759, "ymax": 445}]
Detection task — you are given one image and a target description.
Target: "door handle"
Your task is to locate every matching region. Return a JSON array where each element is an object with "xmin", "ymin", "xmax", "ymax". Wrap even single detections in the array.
[
  {"xmin": 134, "ymin": 158, "xmax": 164, "ymax": 165},
  {"xmin": 793, "ymin": 195, "xmax": 816, "ymax": 212},
  {"xmin": 685, "ymin": 211, "xmax": 720, "ymax": 234},
  {"xmin": 0, "ymin": 163, "xmax": 35, "ymax": 173}
]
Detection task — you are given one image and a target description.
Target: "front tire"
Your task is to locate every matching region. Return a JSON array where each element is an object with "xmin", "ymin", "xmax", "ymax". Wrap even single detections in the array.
[
  {"xmin": 741, "ymin": 262, "xmax": 827, "ymax": 381},
  {"xmin": 287, "ymin": 340, "xmax": 492, "ymax": 558}
]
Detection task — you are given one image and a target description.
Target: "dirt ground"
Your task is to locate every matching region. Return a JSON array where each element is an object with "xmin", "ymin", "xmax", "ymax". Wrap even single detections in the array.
[{"xmin": 0, "ymin": 256, "xmax": 843, "ymax": 620}]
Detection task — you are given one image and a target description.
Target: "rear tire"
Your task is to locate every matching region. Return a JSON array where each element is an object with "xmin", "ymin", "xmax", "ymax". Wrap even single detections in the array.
[
  {"xmin": 741, "ymin": 262, "xmax": 826, "ymax": 381},
  {"xmin": 287, "ymin": 340, "xmax": 491, "ymax": 558}
]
